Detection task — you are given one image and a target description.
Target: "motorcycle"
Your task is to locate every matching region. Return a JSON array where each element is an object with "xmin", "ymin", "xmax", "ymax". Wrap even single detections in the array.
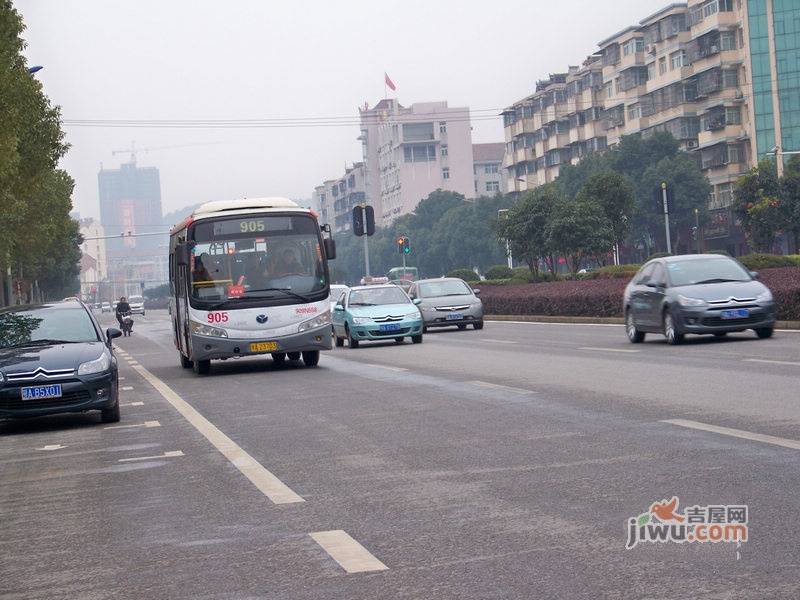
[{"xmin": 120, "ymin": 311, "xmax": 134, "ymax": 336}]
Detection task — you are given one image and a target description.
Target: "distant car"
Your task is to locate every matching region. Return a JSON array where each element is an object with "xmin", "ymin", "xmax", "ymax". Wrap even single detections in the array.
[
  {"xmin": 408, "ymin": 278, "xmax": 484, "ymax": 332},
  {"xmin": 128, "ymin": 295, "xmax": 145, "ymax": 316},
  {"xmin": 101, "ymin": 302, "xmax": 112, "ymax": 313},
  {"xmin": 331, "ymin": 284, "xmax": 423, "ymax": 348},
  {"xmin": 328, "ymin": 285, "xmax": 350, "ymax": 312},
  {"xmin": 0, "ymin": 300, "xmax": 122, "ymax": 422},
  {"xmin": 623, "ymin": 254, "xmax": 776, "ymax": 345}
]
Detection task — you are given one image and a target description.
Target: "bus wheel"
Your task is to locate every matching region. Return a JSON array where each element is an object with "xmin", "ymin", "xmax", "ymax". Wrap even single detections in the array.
[
  {"xmin": 302, "ymin": 351, "xmax": 320, "ymax": 367},
  {"xmin": 287, "ymin": 352, "xmax": 301, "ymax": 361},
  {"xmin": 193, "ymin": 359, "xmax": 210, "ymax": 375},
  {"xmin": 179, "ymin": 353, "xmax": 193, "ymax": 369},
  {"xmin": 271, "ymin": 353, "xmax": 286, "ymax": 364}
]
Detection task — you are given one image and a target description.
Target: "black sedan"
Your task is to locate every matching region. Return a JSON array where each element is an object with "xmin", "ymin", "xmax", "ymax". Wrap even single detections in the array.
[
  {"xmin": 0, "ymin": 300, "xmax": 123, "ymax": 422},
  {"xmin": 623, "ymin": 254, "xmax": 776, "ymax": 345}
]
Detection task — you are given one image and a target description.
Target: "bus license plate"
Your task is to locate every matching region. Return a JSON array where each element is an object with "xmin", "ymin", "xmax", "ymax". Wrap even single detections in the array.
[
  {"xmin": 250, "ymin": 341, "xmax": 278, "ymax": 352},
  {"xmin": 21, "ymin": 384, "xmax": 63, "ymax": 400}
]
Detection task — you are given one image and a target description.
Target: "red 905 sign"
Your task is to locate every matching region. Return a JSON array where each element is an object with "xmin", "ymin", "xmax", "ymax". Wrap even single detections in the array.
[{"xmin": 207, "ymin": 312, "xmax": 229, "ymax": 324}]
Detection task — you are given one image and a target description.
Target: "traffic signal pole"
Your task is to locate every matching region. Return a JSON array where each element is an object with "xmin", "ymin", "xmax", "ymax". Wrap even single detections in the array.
[
  {"xmin": 362, "ymin": 204, "xmax": 371, "ymax": 278},
  {"xmin": 661, "ymin": 182, "xmax": 672, "ymax": 255}
]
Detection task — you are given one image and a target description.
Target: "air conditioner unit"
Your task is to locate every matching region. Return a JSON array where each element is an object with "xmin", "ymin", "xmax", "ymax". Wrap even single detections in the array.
[
  {"xmin": 646, "ymin": 44, "xmax": 657, "ymax": 55},
  {"xmin": 686, "ymin": 140, "xmax": 699, "ymax": 149}
]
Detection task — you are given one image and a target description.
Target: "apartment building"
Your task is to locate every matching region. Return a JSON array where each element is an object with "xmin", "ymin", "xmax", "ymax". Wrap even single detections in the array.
[
  {"xmin": 359, "ymin": 99, "xmax": 475, "ymax": 224},
  {"xmin": 502, "ymin": 0, "xmax": 798, "ymax": 254},
  {"xmin": 473, "ymin": 143, "xmax": 506, "ymax": 196},
  {"xmin": 311, "ymin": 166, "xmax": 367, "ymax": 235}
]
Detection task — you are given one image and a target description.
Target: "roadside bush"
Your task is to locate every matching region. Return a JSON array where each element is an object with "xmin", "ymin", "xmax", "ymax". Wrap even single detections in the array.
[
  {"xmin": 646, "ymin": 252, "xmax": 672, "ymax": 260},
  {"xmin": 485, "ymin": 265, "xmax": 514, "ymax": 280},
  {"xmin": 582, "ymin": 264, "xmax": 641, "ymax": 280},
  {"xmin": 759, "ymin": 267, "xmax": 800, "ymax": 321},
  {"xmin": 511, "ymin": 267, "xmax": 534, "ymax": 282},
  {"xmin": 738, "ymin": 253, "xmax": 800, "ymax": 270},
  {"xmin": 447, "ymin": 268, "xmax": 479, "ymax": 282}
]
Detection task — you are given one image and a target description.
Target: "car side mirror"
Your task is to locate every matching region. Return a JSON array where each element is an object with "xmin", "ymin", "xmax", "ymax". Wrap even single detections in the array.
[
  {"xmin": 334, "ymin": 304, "xmax": 344, "ymax": 311},
  {"xmin": 750, "ymin": 271, "xmax": 759, "ymax": 280},
  {"xmin": 324, "ymin": 238, "xmax": 336, "ymax": 260},
  {"xmin": 473, "ymin": 289, "xmax": 481, "ymax": 296},
  {"xmin": 413, "ymin": 298, "xmax": 422, "ymax": 305},
  {"xmin": 106, "ymin": 328, "xmax": 122, "ymax": 343}
]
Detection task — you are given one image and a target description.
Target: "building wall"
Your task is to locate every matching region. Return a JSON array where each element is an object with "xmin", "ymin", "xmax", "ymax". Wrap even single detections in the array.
[{"xmin": 78, "ymin": 218, "xmax": 106, "ymax": 282}]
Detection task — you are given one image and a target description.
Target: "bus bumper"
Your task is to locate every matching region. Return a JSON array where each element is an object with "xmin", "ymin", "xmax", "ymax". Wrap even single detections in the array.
[{"xmin": 190, "ymin": 325, "xmax": 332, "ymax": 361}]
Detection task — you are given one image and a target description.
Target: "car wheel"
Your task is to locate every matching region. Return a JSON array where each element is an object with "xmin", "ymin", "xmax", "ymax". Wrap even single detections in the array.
[
  {"xmin": 755, "ymin": 327, "xmax": 774, "ymax": 339},
  {"xmin": 473, "ymin": 321, "xmax": 484, "ymax": 330},
  {"xmin": 302, "ymin": 350, "xmax": 320, "ymax": 367},
  {"xmin": 179, "ymin": 353, "xmax": 193, "ymax": 368},
  {"xmin": 272, "ymin": 352, "xmax": 286, "ymax": 364},
  {"xmin": 287, "ymin": 352, "xmax": 301, "ymax": 361},
  {"xmin": 394, "ymin": 337, "xmax": 404, "ymax": 343},
  {"xmin": 193, "ymin": 359, "xmax": 211, "ymax": 375},
  {"xmin": 422, "ymin": 325, "xmax": 428, "ymax": 333},
  {"xmin": 100, "ymin": 401, "xmax": 121, "ymax": 423},
  {"xmin": 411, "ymin": 334, "xmax": 423, "ymax": 344},
  {"xmin": 663, "ymin": 311, "xmax": 684, "ymax": 345},
  {"xmin": 346, "ymin": 325, "xmax": 359, "ymax": 349},
  {"xmin": 457, "ymin": 324, "xmax": 467, "ymax": 330},
  {"xmin": 335, "ymin": 336, "xmax": 344, "ymax": 347},
  {"xmin": 625, "ymin": 310, "xmax": 645, "ymax": 343}
]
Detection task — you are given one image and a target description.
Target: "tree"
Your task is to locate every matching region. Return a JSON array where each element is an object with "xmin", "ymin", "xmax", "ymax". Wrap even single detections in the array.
[
  {"xmin": 733, "ymin": 159, "xmax": 782, "ymax": 253},
  {"xmin": 780, "ymin": 155, "xmax": 800, "ymax": 253},
  {"xmin": 576, "ymin": 171, "xmax": 635, "ymax": 257},
  {"xmin": 546, "ymin": 197, "xmax": 614, "ymax": 274}
]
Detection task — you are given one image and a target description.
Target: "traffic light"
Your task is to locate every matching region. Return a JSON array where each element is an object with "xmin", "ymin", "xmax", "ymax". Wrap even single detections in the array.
[
  {"xmin": 397, "ymin": 236, "xmax": 411, "ymax": 254},
  {"xmin": 365, "ymin": 205, "xmax": 375, "ymax": 236},
  {"xmin": 352, "ymin": 205, "xmax": 375, "ymax": 237}
]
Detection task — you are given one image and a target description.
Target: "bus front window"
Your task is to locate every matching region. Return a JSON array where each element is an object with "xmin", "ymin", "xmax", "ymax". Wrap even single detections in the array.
[{"xmin": 189, "ymin": 215, "xmax": 326, "ymax": 303}]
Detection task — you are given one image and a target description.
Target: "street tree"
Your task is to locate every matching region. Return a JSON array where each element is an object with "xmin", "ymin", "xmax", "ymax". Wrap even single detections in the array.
[
  {"xmin": 732, "ymin": 159, "xmax": 782, "ymax": 252},
  {"xmin": 576, "ymin": 171, "xmax": 635, "ymax": 257},
  {"xmin": 546, "ymin": 197, "xmax": 614, "ymax": 274}
]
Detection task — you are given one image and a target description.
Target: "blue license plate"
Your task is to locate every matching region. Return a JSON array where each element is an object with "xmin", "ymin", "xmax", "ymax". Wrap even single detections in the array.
[
  {"xmin": 446, "ymin": 313, "xmax": 463, "ymax": 321},
  {"xmin": 379, "ymin": 323, "xmax": 401, "ymax": 332},
  {"xmin": 720, "ymin": 308, "xmax": 749, "ymax": 320},
  {"xmin": 21, "ymin": 384, "xmax": 63, "ymax": 400}
]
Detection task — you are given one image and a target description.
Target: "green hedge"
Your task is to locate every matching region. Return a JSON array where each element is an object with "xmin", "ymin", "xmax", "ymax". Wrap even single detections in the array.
[
  {"xmin": 485, "ymin": 265, "xmax": 514, "ymax": 280},
  {"xmin": 447, "ymin": 268, "xmax": 480, "ymax": 282},
  {"xmin": 737, "ymin": 253, "xmax": 800, "ymax": 270}
]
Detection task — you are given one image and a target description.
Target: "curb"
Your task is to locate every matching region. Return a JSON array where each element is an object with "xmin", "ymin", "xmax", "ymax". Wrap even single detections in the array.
[{"xmin": 486, "ymin": 315, "xmax": 800, "ymax": 330}]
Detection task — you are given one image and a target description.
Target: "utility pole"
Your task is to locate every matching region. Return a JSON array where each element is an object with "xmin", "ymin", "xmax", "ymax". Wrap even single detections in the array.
[
  {"xmin": 694, "ymin": 208, "xmax": 701, "ymax": 254},
  {"xmin": 497, "ymin": 209, "xmax": 513, "ymax": 268},
  {"xmin": 661, "ymin": 182, "xmax": 672, "ymax": 255},
  {"xmin": 362, "ymin": 204, "xmax": 371, "ymax": 278}
]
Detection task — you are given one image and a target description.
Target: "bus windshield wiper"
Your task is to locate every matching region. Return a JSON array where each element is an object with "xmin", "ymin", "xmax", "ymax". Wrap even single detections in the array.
[{"xmin": 245, "ymin": 287, "xmax": 312, "ymax": 303}]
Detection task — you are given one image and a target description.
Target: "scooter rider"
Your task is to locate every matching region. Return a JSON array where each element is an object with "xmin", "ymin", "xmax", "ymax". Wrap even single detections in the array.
[{"xmin": 115, "ymin": 296, "xmax": 132, "ymax": 331}]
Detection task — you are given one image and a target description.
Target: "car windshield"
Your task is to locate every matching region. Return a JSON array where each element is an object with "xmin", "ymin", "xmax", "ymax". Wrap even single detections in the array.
[
  {"xmin": 0, "ymin": 307, "xmax": 99, "ymax": 349},
  {"xmin": 419, "ymin": 280, "xmax": 472, "ymax": 297},
  {"xmin": 667, "ymin": 258, "xmax": 752, "ymax": 287},
  {"xmin": 349, "ymin": 287, "xmax": 410, "ymax": 306}
]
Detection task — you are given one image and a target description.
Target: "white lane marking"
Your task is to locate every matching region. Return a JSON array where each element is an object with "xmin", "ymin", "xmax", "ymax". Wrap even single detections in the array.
[
  {"xmin": 490, "ymin": 320, "xmax": 622, "ymax": 327},
  {"xmin": 578, "ymin": 346, "xmax": 640, "ymax": 354},
  {"xmin": 118, "ymin": 450, "xmax": 184, "ymax": 463},
  {"xmin": 468, "ymin": 380, "xmax": 535, "ymax": 395},
  {"xmin": 309, "ymin": 530, "xmax": 388, "ymax": 573},
  {"xmin": 120, "ymin": 401, "xmax": 144, "ymax": 407},
  {"xmin": 37, "ymin": 444, "xmax": 66, "ymax": 451},
  {"xmin": 482, "ymin": 339, "xmax": 518, "ymax": 345},
  {"xmin": 104, "ymin": 420, "xmax": 161, "ymax": 430},
  {"xmin": 121, "ymin": 386, "xmax": 134, "ymax": 391},
  {"xmin": 119, "ymin": 376, "xmax": 126, "ymax": 381},
  {"xmin": 662, "ymin": 419, "xmax": 800, "ymax": 451},
  {"xmin": 364, "ymin": 363, "xmax": 408, "ymax": 372},
  {"xmin": 131, "ymin": 364, "xmax": 304, "ymax": 504},
  {"xmin": 743, "ymin": 358, "xmax": 800, "ymax": 367},
  {"xmin": 128, "ymin": 362, "xmax": 140, "ymax": 366}
]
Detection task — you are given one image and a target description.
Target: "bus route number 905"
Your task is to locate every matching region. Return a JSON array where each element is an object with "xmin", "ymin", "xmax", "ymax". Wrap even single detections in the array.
[
  {"xmin": 207, "ymin": 312, "xmax": 229, "ymax": 324},
  {"xmin": 240, "ymin": 220, "xmax": 265, "ymax": 233}
]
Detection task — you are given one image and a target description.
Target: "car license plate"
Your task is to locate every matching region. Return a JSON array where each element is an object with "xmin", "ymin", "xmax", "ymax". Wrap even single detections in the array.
[
  {"xmin": 250, "ymin": 341, "xmax": 278, "ymax": 352},
  {"xmin": 21, "ymin": 384, "xmax": 63, "ymax": 400},
  {"xmin": 720, "ymin": 309, "xmax": 750, "ymax": 320},
  {"xmin": 379, "ymin": 323, "xmax": 401, "ymax": 332},
  {"xmin": 446, "ymin": 313, "xmax": 463, "ymax": 321}
]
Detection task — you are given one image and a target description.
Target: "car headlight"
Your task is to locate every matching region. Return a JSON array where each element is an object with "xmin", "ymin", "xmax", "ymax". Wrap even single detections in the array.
[
  {"xmin": 190, "ymin": 320, "xmax": 229, "ymax": 338},
  {"xmin": 757, "ymin": 289, "xmax": 773, "ymax": 303},
  {"xmin": 78, "ymin": 352, "xmax": 111, "ymax": 375},
  {"xmin": 677, "ymin": 294, "xmax": 707, "ymax": 307},
  {"xmin": 405, "ymin": 311, "xmax": 421, "ymax": 319},
  {"xmin": 297, "ymin": 310, "xmax": 332, "ymax": 333},
  {"xmin": 352, "ymin": 317, "xmax": 372, "ymax": 325}
]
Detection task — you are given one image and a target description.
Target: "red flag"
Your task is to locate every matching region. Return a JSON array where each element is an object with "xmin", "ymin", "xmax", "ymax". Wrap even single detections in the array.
[{"xmin": 384, "ymin": 72, "xmax": 396, "ymax": 91}]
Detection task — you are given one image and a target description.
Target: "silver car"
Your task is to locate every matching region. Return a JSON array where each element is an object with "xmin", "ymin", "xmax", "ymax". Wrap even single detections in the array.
[{"xmin": 408, "ymin": 278, "xmax": 483, "ymax": 332}]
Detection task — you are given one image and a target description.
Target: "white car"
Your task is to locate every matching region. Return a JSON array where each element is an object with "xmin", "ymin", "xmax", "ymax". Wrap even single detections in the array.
[{"xmin": 128, "ymin": 295, "xmax": 146, "ymax": 316}]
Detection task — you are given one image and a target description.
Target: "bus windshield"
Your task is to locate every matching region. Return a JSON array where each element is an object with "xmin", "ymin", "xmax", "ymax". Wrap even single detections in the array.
[{"xmin": 189, "ymin": 214, "xmax": 327, "ymax": 304}]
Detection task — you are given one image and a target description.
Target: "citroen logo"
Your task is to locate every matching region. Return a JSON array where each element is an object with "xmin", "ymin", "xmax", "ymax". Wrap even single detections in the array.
[{"xmin": 256, "ymin": 314, "xmax": 268, "ymax": 324}]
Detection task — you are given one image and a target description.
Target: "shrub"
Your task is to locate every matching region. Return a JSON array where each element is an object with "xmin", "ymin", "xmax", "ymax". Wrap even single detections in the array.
[
  {"xmin": 512, "ymin": 267, "xmax": 533, "ymax": 281},
  {"xmin": 759, "ymin": 267, "xmax": 800, "ymax": 321},
  {"xmin": 738, "ymin": 253, "xmax": 800, "ymax": 270},
  {"xmin": 583, "ymin": 264, "xmax": 641, "ymax": 280},
  {"xmin": 647, "ymin": 252, "xmax": 672, "ymax": 260},
  {"xmin": 485, "ymin": 265, "xmax": 514, "ymax": 280},
  {"xmin": 447, "ymin": 268, "xmax": 479, "ymax": 282}
]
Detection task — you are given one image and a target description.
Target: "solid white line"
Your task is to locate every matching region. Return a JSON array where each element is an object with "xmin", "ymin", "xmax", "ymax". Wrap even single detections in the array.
[
  {"xmin": 121, "ymin": 386, "xmax": 134, "ymax": 391},
  {"xmin": 662, "ymin": 419, "xmax": 800, "ymax": 451},
  {"xmin": 468, "ymin": 380, "xmax": 535, "ymax": 395},
  {"xmin": 37, "ymin": 444, "xmax": 66, "ymax": 451},
  {"xmin": 490, "ymin": 320, "xmax": 622, "ymax": 327},
  {"xmin": 578, "ymin": 346, "xmax": 640, "ymax": 354},
  {"xmin": 131, "ymin": 364, "xmax": 304, "ymax": 504},
  {"xmin": 743, "ymin": 358, "xmax": 800, "ymax": 367},
  {"xmin": 118, "ymin": 450, "xmax": 184, "ymax": 463},
  {"xmin": 482, "ymin": 339, "xmax": 518, "ymax": 344},
  {"xmin": 309, "ymin": 530, "xmax": 388, "ymax": 573},
  {"xmin": 127, "ymin": 362, "xmax": 140, "ymax": 366},
  {"xmin": 364, "ymin": 363, "xmax": 408, "ymax": 372},
  {"xmin": 120, "ymin": 401, "xmax": 144, "ymax": 407},
  {"xmin": 104, "ymin": 420, "xmax": 161, "ymax": 430}
]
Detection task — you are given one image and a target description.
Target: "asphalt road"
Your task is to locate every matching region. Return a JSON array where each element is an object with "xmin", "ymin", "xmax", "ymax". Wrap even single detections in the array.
[{"xmin": 2, "ymin": 310, "xmax": 800, "ymax": 599}]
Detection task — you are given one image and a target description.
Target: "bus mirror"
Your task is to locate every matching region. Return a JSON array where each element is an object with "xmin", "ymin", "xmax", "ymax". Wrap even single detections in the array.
[
  {"xmin": 324, "ymin": 238, "xmax": 336, "ymax": 260},
  {"xmin": 175, "ymin": 244, "xmax": 190, "ymax": 266}
]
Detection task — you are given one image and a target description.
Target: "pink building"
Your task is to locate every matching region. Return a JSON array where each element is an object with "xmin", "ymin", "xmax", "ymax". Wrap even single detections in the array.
[{"xmin": 359, "ymin": 99, "xmax": 475, "ymax": 225}]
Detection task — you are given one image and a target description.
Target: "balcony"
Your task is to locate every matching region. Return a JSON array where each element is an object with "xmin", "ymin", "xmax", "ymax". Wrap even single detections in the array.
[{"xmin": 698, "ymin": 124, "xmax": 746, "ymax": 147}]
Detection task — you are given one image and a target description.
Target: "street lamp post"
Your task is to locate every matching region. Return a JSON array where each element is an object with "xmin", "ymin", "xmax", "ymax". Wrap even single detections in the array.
[{"xmin": 498, "ymin": 208, "xmax": 513, "ymax": 269}]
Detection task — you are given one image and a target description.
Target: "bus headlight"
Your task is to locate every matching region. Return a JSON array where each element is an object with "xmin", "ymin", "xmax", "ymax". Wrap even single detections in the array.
[
  {"xmin": 298, "ymin": 310, "xmax": 331, "ymax": 333},
  {"xmin": 190, "ymin": 320, "xmax": 229, "ymax": 338}
]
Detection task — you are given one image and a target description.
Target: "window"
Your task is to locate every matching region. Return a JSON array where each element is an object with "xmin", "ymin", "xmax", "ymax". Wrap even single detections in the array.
[
  {"xmin": 718, "ymin": 182, "xmax": 733, "ymax": 207},
  {"xmin": 442, "ymin": 167, "xmax": 450, "ymax": 180},
  {"xmin": 720, "ymin": 31, "xmax": 737, "ymax": 51},
  {"xmin": 348, "ymin": 175, "xmax": 355, "ymax": 188},
  {"xmin": 403, "ymin": 122, "xmax": 434, "ymax": 141},
  {"xmin": 647, "ymin": 62, "xmax": 656, "ymax": 80},
  {"xmin": 441, "ymin": 144, "xmax": 448, "ymax": 157},
  {"xmin": 486, "ymin": 181, "xmax": 500, "ymax": 193},
  {"xmin": 404, "ymin": 144, "xmax": 436, "ymax": 162},
  {"xmin": 725, "ymin": 107, "xmax": 741, "ymax": 125},
  {"xmin": 670, "ymin": 50, "xmax": 686, "ymax": 70},
  {"xmin": 722, "ymin": 69, "xmax": 739, "ymax": 87},
  {"xmin": 485, "ymin": 164, "xmax": 499, "ymax": 174},
  {"xmin": 727, "ymin": 144, "xmax": 743, "ymax": 164},
  {"xmin": 606, "ymin": 83, "xmax": 613, "ymax": 98},
  {"xmin": 636, "ymin": 263, "xmax": 656, "ymax": 284},
  {"xmin": 719, "ymin": 0, "xmax": 734, "ymax": 10},
  {"xmin": 703, "ymin": 1, "xmax": 718, "ymax": 18},
  {"xmin": 659, "ymin": 57, "xmax": 668, "ymax": 75},
  {"xmin": 474, "ymin": 181, "xmax": 478, "ymax": 193},
  {"xmin": 650, "ymin": 263, "xmax": 666, "ymax": 287},
  {"xmin": 439, "ymin": 121, "xmax": 447, "ymax": 134},
  {"xmin": 622, "ymin": 39, "xmax": 643, "ymax": 56},
  {"xmin": 627, "ymin": 104, "xmax": 641, "ymax": 120}
]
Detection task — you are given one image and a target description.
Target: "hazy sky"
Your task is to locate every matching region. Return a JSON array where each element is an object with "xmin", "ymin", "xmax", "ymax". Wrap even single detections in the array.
[{"xmin": 17, "ymin": 0, "xmax": 669, "ymax": 221}]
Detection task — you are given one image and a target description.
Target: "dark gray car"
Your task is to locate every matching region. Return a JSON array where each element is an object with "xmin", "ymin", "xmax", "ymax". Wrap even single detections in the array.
[
  {"xmin": 408, "ymin": 278, "xmax": 483, "ymax": 331},
  {"xmin": 623, "ymin": 254, "xmax": 776, "ymax": 345}
]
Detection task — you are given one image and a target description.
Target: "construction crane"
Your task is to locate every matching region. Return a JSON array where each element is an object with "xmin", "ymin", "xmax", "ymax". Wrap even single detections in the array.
[{"xmin": 111, "ymin": 141, "xmax": 221, "ymax": 165}]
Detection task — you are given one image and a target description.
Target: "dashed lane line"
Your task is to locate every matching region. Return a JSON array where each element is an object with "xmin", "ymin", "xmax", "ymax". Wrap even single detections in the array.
[
  {"xmin": 130, "ymin": 363, "xmax": 305, "ymax": 504},
  {"xmin": 120, "ymin": 401, "xmax": 144, "ymax": 407},
  {"xmin": 363, "ymin": 363, "xmax": 408, "ymax": 372},
  {"xmin": 662, "ymin": 419, "xmax": 800, "ymax": 451},
  {"xmin": 121, "ymin": 386, "xmax": 134, "ymax": 391},
  {"xmin": 482, "ymin": 339, "xmax": 518, "ymax": 345},
  {"xmin": 118, "ymin": 450, "xmax": 185, "ymax": 463},
  {"xmin": 468, "ymin": 380, "xmax": 535, "ymax": 395},
  {"xmin": 743, "ymin": 358, "xmax": 800, "ymax": 367},
  {"xmin": 578, "ymin": 346, "xmax": 640, "ymax": 354},
  {"xmin": 104, "ymin": 420, "xmax": 161, "ymax": 430},
  {"xmin": 309, "ymin": 530, "xmax": 388, "ymax": 573}
]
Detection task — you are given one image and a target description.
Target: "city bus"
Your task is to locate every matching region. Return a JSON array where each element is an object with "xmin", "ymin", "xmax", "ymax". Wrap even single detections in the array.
[{"xmin": 168, "ymin": 197, "xmax": 336, "ymax": 375}]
